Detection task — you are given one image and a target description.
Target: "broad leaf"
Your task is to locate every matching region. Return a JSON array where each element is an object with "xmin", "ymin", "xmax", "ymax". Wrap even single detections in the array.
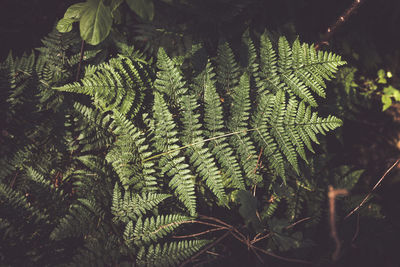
[
  {"xmin": 237, "ymin": 190, "xmax": 263, "ymax": 232},
  {"xmin": 57, "ymin": 18, "xmax": 75, "ymax": 33},
  {"xmin": 80, "ymin": 0, "xmax": 113, "ymax": 45},
  {"xmin": 64, "ymin": 2, "xmax": 88, "ymax": 20},
  {"xmin": 126, "ymin": 0, "xmax": 154, "ymax": 21},
  {"xmin": 382, "ymin": 94, "xmax": 392, "ymax": 111},
  {"xmin": 57, "ymin": 2, "xmax": 89, "ymax": 33}
]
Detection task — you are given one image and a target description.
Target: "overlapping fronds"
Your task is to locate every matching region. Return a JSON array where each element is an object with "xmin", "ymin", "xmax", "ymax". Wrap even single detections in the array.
[
  {"xmin": 111, "ymin": 183, "xmax": 171, "ymax": 223},
  {"xmin": 136, "ymin": 239, "xmax": 211, "ymax": 267},
  {"xmin": 149, "ymin": 92, "xmax": 197, "ymax": 215},
  {"xmin": 259, "ymin": 34, "xmax": 346, "ymax": 106},
  {"xmin": 54, "ymin": 55, "xmax": 151, "ymax": 118},
  {"xmin": 129, "ymin": 214, "xmax": 191, "ymax": 245},
  {"xmin": 41, "ymin": 30, "xmax": 345, "ymax": 265}
]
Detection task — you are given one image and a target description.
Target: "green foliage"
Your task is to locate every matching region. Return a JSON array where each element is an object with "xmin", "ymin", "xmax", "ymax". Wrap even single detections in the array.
[
  {"xmin": 57, "ymin": 0, "xmax": 155, "ymax": 45},
  {"xmin": 54, "ymin": 54, "xmax": 150, "ymax": 118},
  {"xmin": 46, "ymin": 32, "xmax": 344, "ymax": 264},
  {"xmin": 125, "ymin": 0, "xmax": 155, "ymax": 22},
  {"xmin": 4, "ymin": 24, "xmax": 387, "ymax": 266},
  {"xmin": 136, "ymin": 239, "xmax": 211, "ymax": 267},
  {"xmin": 354, "ymin": 68, "xmax": 400, "ymax": 111}
]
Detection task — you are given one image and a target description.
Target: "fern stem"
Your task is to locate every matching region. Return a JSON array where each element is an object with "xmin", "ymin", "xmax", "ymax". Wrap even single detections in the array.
[
  {"xmin": 144, "ymin": 118, "xmax": 339, "ymax": 163},
  {"xmin": 143, "ymin": 129, "xmax": 255, "ymax": 162}
]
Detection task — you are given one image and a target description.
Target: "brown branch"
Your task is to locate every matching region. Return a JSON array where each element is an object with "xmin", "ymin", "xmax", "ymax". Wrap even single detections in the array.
[
  {"xmin": 315, "ymin": 0, "xmax": 365, "ymax": 50},
  {"xmin": 251, "ymin": 216, "xmax": 311, "ymax": 245},
  {"xmin": 179, "ymin": 231, "xmax": 230, "ymax": 267},
  {"xmin": 328, "ymin": 185, "xmax": 349, "ymax": 261},
  {"xmin": 199, "ymin": 215, "xmax": 236, "ymax": 231},
  {"xmin": 251, "ymin": 232, "xmax": 272, "ymax": 245},
  {"xmin": 177, "ymin": 215, "xmax": 311, "ymax": 265},
  {"xmin": 286, "ymin": 216, "xmax": 312, "ymax": 230},
  {"xmin": 172, "ymin": 227, "xmax": 228, "ymax": 239},
  {"xmin": 229, "ymin": 225, "xmax": 311, "ymax": 264},
  {"xmin": 345, "ymin": 158, "xmax": 400, "ymax": 219}
]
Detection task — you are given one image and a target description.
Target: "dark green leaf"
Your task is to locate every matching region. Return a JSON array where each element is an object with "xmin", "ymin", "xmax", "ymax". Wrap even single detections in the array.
[
  {"xmin": 125, "ymin": 0, "xmax": 154, "ymax": 21},
  {"xmin": 237, "ymin": 190, "xmax": 263, "ymax": 232},
  {"xmin": 80, "ymin": 0, "xmax": 113, "ymax": 45}
]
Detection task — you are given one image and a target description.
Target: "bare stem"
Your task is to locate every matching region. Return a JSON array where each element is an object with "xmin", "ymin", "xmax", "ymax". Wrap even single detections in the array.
[
  {"xmin": 345, "ymin": 158, "xmax": 400, "ymax": 219},
  {"xmin": 315, "ymin": 0, "xmax": 365, "ymax": 50}
]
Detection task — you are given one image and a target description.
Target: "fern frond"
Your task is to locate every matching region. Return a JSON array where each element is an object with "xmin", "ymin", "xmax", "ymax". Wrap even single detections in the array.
[
  {"xmin": 227, "ymin": 73, "xmax": 262, "ymax": 186},
  {"xmin": 240, "ymin": 30, "xmax": 259, "ymax": 75},
  {"xmin": 131, "ymin": 214, "xmax": 191, "ymax": 245},
  {"xmin": 54, "ymin": 55, "xmax": 148, "ymax": 118},
  {"xmin": 67, "ymin": 50, "xmax": 101, "ymax": 66},
  {"xmin": 112, "ymin": 183, "xmax": 171, "ymax": 222},
  {"xmin": 216, "ymin": 42, "xmax": 240, "ymax": 95},
  {"xmin": 199, "ymin": 62, "xmax": 244, "ymax": 190},
  {"xmin": 252, "ymin": 90, "xmax": 342, "ymax": 180},
  {"xmin": 257, "ymin": 34, "xmax": 346, "ymax": 107},
  {"xmin": 50, "ymin": 198, "xmax": 104, "ymax": 240},
  {"xmin": 0, "ymin": 184, "xmax": 47, "ymax": 223},
  {"xmin": 259, "ymin": 33, "xmax": 282, "ymax": 94},
  {"xmin": 151, "ymin": 92, "xmax": 197, "ymax": 215},
  {"xmin": 251, "ymin": 92, "xmax": 286, "ymax": 179},
  {"xmin": 137, "ymin": 239, "xmax": 211, "ymax": 267},
  {"xmin": 154, "ymin": 48, "xmax": 187, "ymax": 105}
]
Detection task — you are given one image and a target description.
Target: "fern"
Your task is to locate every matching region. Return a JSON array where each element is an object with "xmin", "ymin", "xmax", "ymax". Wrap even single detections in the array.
[
  {"xmin": 111, "ymin": 183, "xmax": 171, "ymax": 222},
  {"xmin": 216, "ymin": 42, "xmax": 240, "ymax": 95},
  {"xmin": 131, "ymin": 214, "xmax": 191, "ymax": 245},
  {"xmin": 54, "ymin": 55, "xmax": 150, "ymax": 118},
  {"xmin": 136, "ymin": 239, "xmax": 211, "ymax": 267},
  {"xmin": 44, "ymin": 30, "xmax": 344, "ymax": 266},
  {"xmin": 150, "ymin": 92, "xmax": 197, "ymax": 215}
]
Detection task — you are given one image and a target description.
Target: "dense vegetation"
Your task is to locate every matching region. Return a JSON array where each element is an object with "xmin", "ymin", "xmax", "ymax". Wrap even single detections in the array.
[{"xmin": 1, "ymin": 0, "xmax": 400, "ymax": 266}]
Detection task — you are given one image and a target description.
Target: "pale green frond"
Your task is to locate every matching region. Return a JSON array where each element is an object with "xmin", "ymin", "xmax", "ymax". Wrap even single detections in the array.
[{"xmin": 132, "ymin": 214, "xmax": 191, "ymax": 245}]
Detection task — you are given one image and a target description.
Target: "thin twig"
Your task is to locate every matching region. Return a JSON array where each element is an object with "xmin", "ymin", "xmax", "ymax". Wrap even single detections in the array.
[
  {"xmin": 151, "ymin": 219, "xmax": 223, "ymax": 237},
  {"xmin": 315, "ymin": 0, "xmax": 365, "ymax": 50},
  {"xmin": 345, "ymin": 158, "xmax": 400, "ymax": 219},
  {"xmin": 251, "ymin": 216, "xmax": 311, "ymax": 245},
  {"xmin": 286, "ymin": 216, "xmax": 312, "ymax": 230},
  {"xmin": 75, "ymin": 40, "xmax": 85, "ymax": 81},
  {"xmin": 328, "ymin": 185, "xmax": 349, "ymax": 261},
  {"xmin": 351, "ymin": 213, "xmax": 360, "ymax": 244},
  {"xmin": 143, "ymin": 121, "xmax": 339, "ymax": 163},
  {"xmin": 179, "ymin": 231, "xmax": 230, "ymax": 267},
  {"xmin": 174, "ymin": 215, "xmax": 311, "ymax": 264},
  {"xmin": 199, "ymin": 215, "xmax": 233, "ymax": 229},
  {"xmin": 253, "ymin": 148, "xmax": 263, "ymax": 174},
  {"xmin": 229, "ymin": 225, "xmax": 311, "ymax": 264},
  {"xmin": 173, "ymin": 227, "xmax": 228, "ymax": 239},
  {"xmin": 251, "ymin": 232, "xmax": 272, "ymax": 244},
  {"xmin": 9, "ymin": 171, "xmax": 18, "ymax": 188},
  {"xmin": 250, "ymin": 246, "xmax": 264, "ymax": 264}
]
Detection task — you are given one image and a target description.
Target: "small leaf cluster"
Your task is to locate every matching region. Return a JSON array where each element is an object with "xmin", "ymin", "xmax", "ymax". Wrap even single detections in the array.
[{"xmin": 57, "ymin": 0, "xmax": 155, "ymax": 45}]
